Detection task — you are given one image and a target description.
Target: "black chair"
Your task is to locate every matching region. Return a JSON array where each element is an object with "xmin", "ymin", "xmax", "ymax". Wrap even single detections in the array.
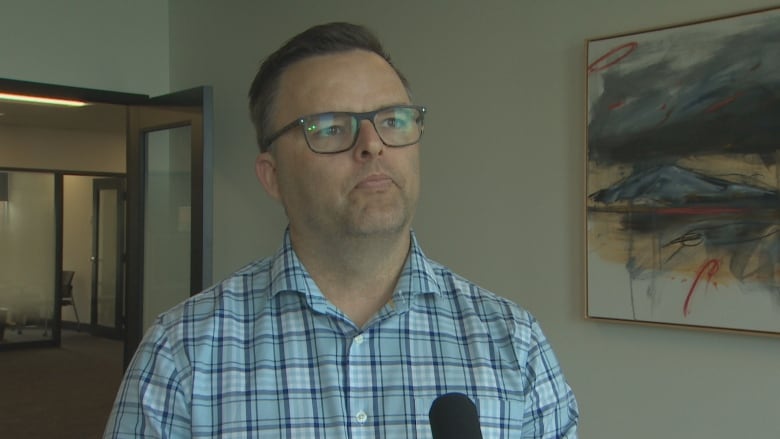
[{"xmin": 61, "ymin": 270, "xmax": 80, "ymax": 331}]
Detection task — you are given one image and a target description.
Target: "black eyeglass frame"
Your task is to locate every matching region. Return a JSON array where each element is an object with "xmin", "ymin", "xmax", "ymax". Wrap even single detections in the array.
[{"xmin": 262, "ymin": 105, "xmax": 427, "ymax": 154}]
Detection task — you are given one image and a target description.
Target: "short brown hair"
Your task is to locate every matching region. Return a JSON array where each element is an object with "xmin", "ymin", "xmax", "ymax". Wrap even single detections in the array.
[{"xmin": 248, "ymin": 22, "xmax": 411, "ymax": 152}]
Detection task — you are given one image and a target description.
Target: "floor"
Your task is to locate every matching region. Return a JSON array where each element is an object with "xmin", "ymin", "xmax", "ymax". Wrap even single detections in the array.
[{"xmin": 0, "ymin": 330, "xmax": 124, "ymax": 438}]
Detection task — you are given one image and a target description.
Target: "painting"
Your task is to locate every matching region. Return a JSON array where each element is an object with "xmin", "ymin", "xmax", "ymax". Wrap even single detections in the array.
[{"xmin": 585, "ymin": 7, "xmax": 780, "ymax": 336}]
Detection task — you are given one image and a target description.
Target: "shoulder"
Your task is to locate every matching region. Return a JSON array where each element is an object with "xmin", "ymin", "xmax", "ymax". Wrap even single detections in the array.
[
  {"xmin": 424, "ymin": 258, "xmax": 547, "ymax": 350},
  {"xmin": 151, "ymin": 256, "xmax": 275, "ymax": 345}
]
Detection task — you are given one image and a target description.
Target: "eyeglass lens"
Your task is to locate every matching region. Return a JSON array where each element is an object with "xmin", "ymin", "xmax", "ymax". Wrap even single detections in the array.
[{"xmin": 303, "ymin": 106, "xmax": 423, "ymax": 153}]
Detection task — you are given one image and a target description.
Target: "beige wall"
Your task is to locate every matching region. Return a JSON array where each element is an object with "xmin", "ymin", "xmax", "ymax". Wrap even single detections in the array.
[
  {"xmin": 0, "ymin": 125, "xmax": 125, "ymax": 173},
  {"xmin": 169, "ymin": 1, "xmax": 780, "ymax": 438}
]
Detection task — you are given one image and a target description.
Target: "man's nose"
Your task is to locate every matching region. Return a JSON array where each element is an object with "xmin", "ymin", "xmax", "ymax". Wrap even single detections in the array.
[{"xmin": 353, "ymin": 119, "xmax": 385, "ymax": 159}]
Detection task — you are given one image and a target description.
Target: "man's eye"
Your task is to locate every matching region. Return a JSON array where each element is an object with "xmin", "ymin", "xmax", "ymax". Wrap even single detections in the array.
[
  {"xmin": 313, "ymin": 125, "xmax": 345, "ymax": 137},
  {"xmin": 381, "ymin": 117, "xmax": 410, "ymax": 130}
]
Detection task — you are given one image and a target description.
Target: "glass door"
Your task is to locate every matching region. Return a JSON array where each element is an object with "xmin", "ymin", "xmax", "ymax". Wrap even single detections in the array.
[
  {"xmin": 91, "ymin": 178, "xmax": 125, "ymax": 339},
  {"xmin": 124, "ymin": 87, "xmax": 213, "ymax": 367},
  {"xmin": 142, "ymin": 127, "xmax": 192, "ymax": 330}
]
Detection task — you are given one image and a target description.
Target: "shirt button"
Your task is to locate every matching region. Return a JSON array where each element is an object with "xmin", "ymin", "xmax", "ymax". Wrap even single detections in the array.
[
  {"xmin": 354, "ymin": 334, "xmax": 365, "ymax": 345},
  {"xmin": 355, "ymin": 410, "xmax": 368, "ymax": 424}
]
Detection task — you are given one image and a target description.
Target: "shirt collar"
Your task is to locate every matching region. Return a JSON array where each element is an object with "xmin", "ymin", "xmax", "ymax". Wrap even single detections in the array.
[{"xmin": 268, "ymin": 228, "xmax": 442, "ymax": 303}]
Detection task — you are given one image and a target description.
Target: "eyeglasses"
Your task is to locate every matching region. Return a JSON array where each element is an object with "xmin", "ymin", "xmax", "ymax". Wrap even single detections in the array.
[{"xmin": 263, "ymin": 105, "xmax": 426, "ymax": 154}]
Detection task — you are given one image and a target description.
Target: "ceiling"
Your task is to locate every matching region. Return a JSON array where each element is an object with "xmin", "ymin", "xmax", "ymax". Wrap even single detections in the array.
[{"xmin": 0, "ymin": 100, "xmax": 126, "ymax": 134}]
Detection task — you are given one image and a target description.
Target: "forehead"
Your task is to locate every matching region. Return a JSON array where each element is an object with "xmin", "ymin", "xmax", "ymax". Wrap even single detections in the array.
[{"xmin": 274, "ymin": 50, "xmax": 410, "ymax": 120}]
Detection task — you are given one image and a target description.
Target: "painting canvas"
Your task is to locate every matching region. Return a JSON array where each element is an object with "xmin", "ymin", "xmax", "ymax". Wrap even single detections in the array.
[{"xmin": 585, "ymin": 7, "xmax": 780, "ymax": 335}]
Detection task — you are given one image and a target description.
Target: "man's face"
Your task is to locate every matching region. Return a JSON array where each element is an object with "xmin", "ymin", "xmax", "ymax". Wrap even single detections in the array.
[{"xmin": 255, "ymin": 50, "xmax": 420, "ymax": 242}]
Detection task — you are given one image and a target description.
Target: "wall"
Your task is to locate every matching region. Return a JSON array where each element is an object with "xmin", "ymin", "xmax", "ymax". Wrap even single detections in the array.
[
  {"xmin": 0, "ymin": 125, "xmax": 125, "ymax": 173},
  {"xmin": 169, "ymin": 1, "xmax": 780, "ymax": 438},
  {"xmin": 0, "ymin": 0, "xmax": 169, "ymax": 96}
]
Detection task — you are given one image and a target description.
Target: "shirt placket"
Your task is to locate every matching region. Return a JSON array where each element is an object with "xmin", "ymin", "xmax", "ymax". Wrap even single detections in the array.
[{"xmin": 345, "ymin": 330, "xmax": 375, "ymax": 439}]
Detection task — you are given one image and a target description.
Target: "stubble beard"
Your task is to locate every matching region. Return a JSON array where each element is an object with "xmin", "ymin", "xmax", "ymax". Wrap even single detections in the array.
[
  {"xmin": 329, "ymin": 188, "xmax": 412, "ymax": 239},
  {"xmin": 288, "ymin": 176, "xmax": 418, "ymax": 245}
]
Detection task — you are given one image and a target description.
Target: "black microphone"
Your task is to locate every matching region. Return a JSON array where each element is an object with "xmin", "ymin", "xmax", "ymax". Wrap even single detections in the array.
[{"xmin": 428, "ymin": 392, "xmax": 483, "ymax": 438}]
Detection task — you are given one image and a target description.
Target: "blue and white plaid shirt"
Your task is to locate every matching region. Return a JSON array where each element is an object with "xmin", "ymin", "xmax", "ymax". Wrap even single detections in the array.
[{"xmin": 105, "ymin": 231, "xmax": 578, "ymax": 438}]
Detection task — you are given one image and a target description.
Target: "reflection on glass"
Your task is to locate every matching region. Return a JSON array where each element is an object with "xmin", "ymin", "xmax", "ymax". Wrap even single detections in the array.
[
  {"xmin": 143, "ymin": 126, "xmax": 192, "ymax": 331},
  {"xmin": 0, "ymin": 172, "xmax": 55, "ymax": 345}
]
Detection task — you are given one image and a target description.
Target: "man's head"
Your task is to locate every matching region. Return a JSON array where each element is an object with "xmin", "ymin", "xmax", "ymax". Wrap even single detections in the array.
[
  {"xmin": 249, "ymin": 22, "xmax": 412, "ymax": 153},
  {"xmin": 249, "ymin": 23, "xmax": 424, "ymax": 244}
]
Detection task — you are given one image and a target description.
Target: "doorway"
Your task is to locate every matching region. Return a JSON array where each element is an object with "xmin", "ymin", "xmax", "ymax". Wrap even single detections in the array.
[
  {"xmin": 0, "ymin": 79, "xmax": 213, "ymax": 360},
  {"xmin": 62, "ymin": 175, "xmax": 126, "ymax": 340}
]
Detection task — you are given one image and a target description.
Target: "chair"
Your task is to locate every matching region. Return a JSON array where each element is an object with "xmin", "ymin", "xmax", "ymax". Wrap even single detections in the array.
[{"xmin": 61, "ymin": 270, "xmax": 81, "ymax": 331}]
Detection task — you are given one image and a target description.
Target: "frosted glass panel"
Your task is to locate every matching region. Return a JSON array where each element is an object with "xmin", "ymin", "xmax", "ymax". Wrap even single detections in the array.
[
  {"xmin": 142, "ymin": 126, "xmax": 192, "ymax": 331},
  {"xmin": 0, "ymin": 172, "xmax": 55, "ymax": 344}
]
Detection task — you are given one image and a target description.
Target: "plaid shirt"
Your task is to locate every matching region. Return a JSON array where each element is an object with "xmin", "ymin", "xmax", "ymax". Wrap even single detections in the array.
[{"xmin": 104, "ymin": 231, "xmax": 578, "ymax": 438}]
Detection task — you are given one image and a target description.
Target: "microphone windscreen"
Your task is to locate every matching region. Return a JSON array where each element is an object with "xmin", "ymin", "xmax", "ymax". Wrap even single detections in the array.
[{"xmin": 428, "ymin": 393, "xmax": 483, "ymax": 439}]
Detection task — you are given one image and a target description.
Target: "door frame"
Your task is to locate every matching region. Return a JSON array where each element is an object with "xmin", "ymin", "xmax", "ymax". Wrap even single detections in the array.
[{"xmin": 125, "ymin": 87, "xmax": 213, "ymax": 367}]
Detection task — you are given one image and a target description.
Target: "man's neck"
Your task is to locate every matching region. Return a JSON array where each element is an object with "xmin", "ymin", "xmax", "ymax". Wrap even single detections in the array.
[{"xmin": 290, "ymin": 228, "xmax": 411, "ymax": 328}]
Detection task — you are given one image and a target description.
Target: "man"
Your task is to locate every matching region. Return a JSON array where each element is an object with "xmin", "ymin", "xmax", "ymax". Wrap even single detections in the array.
[{"xmin": 104, "ymin": 22, "xmax": 578, "ymax": 438}]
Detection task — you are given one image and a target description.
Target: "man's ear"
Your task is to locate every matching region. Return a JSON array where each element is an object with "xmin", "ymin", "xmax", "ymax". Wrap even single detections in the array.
[{"xmin": 255, "ymin": 151, "xmax": 281, "ymax": 201}]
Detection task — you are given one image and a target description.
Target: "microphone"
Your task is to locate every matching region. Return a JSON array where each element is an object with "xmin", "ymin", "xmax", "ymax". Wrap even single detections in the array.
[{"xmin": 428, "ymin": 393, "xmax": 483, "ymax": 438}]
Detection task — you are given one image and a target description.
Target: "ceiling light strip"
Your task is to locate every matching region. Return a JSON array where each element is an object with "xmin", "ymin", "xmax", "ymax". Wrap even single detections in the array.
[{"xmin": 0, "ymin": 92, "xmax": 87, "ymax": 107}]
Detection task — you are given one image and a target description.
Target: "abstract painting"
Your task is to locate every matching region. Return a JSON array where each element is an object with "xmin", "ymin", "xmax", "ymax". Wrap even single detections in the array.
[{"xmin": 585, "ymin": 7, "xmax": 780, "ymax": 336}]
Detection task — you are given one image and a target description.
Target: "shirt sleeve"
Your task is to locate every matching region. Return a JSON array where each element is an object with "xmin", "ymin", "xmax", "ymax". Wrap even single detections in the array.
[
  {"xmin": 103, "ymin": 322, "xmax": 192, "ymax": 439},
  {"xmin": 519, "ymin": 315, "xmax": 580, "ymax": 439}
]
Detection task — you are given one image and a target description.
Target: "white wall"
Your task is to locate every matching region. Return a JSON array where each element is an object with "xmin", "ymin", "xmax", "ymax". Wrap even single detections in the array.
[{"xmin": 169, "ymin": 1, "xmax": 780, "ymax": 438}]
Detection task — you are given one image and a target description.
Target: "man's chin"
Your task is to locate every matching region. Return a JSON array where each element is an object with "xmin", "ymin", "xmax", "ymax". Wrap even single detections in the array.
[{"xmin": 346, "ymin": 212, "xmax": 410, "ymax": 238}]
